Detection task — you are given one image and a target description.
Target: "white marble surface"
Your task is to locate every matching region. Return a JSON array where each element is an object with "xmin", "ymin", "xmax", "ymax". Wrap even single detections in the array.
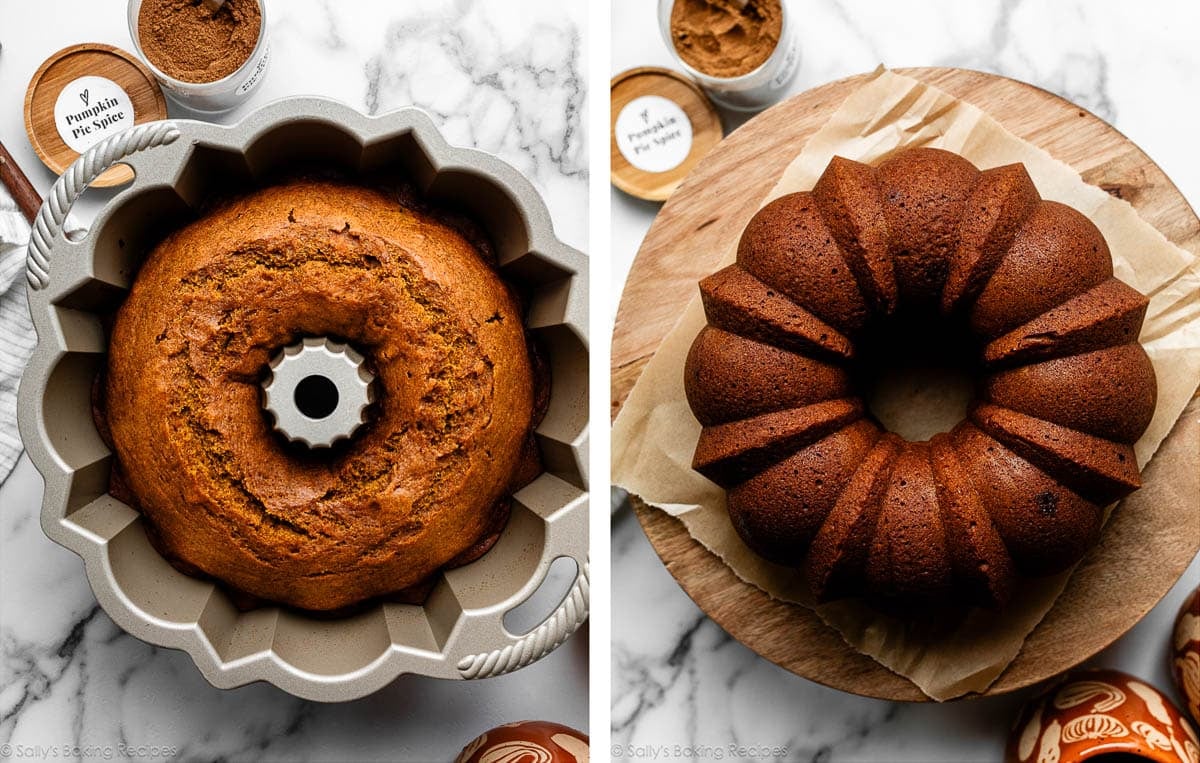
[
  {"xmin": 611, "ymin": 0, "xmax": 1200, "ymax": 760},
  {"xmin": 0, "ymin": 1, "xmax": 587, "ymax": 761}
]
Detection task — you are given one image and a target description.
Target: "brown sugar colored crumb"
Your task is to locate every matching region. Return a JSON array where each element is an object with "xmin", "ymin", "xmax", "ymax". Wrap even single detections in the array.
[
  {"xmin": 101, "ymin": 180, "xmax": 541, "ymax": 612},
  {"xmin": 669, "ymin": 0, "xmax": 783, "ymax": 79},
  {"xmin": 137, "ymin": 0, "xmax": 261, "ymax": 83}
]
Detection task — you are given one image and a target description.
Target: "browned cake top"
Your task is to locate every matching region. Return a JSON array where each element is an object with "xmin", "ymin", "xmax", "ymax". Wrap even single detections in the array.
[
  {"xmin": 104, "ymin": 180, "xmax": 535, "ymax": 611},
  {"xmin": 684, "ymin": 148, "xmax": 1157, "ymax": 611}
]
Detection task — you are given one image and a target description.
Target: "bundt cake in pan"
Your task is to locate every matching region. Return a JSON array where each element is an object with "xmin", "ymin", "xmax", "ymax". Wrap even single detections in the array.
[
  {"xmin": 684, "ymin": 147, "xmax": 1157, "ymax": 610},
  {"xmin": 100, "ymin": 179, "xmax": 544, "ymax": 612}
]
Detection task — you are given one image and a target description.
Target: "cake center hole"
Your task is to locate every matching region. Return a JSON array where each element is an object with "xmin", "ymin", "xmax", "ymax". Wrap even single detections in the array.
[
  {"xmin": 294, "ymin": 375, "xmax": 339, "ymax": 420},
  {"xmin": 857, "ymin": 310, "xmax": 977, "ymax": 442}
]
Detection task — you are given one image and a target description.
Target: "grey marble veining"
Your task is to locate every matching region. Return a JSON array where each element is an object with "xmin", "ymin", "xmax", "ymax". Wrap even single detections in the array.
[
  {"xmin": 0, "ymin": 1, "xmax": 587, "ymax": 760},
  {"xmin": 611, "ymin": 0, "xmax": 1200, "ymax": 760},
  {"xmin": 362, "ymin": 9, "xmax": 587, "ymax": 180}
]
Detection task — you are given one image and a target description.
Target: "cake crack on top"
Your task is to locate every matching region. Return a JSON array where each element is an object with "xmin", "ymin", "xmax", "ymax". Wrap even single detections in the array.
[
  {"xmin": 101, "ymin": 180, "xmax": 541, "ymax": 612},
  {"xmin": 684, "ymin": 147, "xmax": 1157, "ymax": 611}
]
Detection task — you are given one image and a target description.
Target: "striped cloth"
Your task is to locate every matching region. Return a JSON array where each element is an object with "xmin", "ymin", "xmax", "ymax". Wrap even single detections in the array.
[
  {"xmin": 0, "ymin": 188, "xmax": 74, "ymax": 483},
  {"xmin": 0, "ymin": 187, "xmax": 34, "ymax": 483}
]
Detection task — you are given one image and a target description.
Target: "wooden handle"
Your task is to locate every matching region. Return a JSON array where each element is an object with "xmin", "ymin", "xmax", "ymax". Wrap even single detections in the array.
[{"xmin": 0, "ymin": 141, "xmax": 42, "ymax": 224}]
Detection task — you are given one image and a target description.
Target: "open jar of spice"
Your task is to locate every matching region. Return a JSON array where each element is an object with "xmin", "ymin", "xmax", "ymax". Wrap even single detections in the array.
[
  {"xmin": 127, "ymin": 0, "xmax": 270, "ymax": 113},
  {"xmin": 658, "ymin": 0, "xmax": 798, "ymax": 111}
]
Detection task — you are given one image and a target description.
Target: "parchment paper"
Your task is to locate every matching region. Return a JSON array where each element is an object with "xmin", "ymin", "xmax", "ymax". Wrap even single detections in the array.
[{"xmin": 612, "ymin": 68, "xmax": 1200, "ymax": 700}]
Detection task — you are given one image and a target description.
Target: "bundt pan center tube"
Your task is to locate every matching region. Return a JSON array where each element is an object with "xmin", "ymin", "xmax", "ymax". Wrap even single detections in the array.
[
  {"xmin": 18, "ymin": 99, "xmax": 589, "ymax": 701},
  {"xmin": 684, "ymin": 147, "xmax": 1156, "ymax": 612}
]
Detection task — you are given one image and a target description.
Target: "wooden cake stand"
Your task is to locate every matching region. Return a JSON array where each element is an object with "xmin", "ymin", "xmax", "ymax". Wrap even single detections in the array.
[{"xmin": 610, "ymin": 67, "xmax": 1200, "ymax": 701}]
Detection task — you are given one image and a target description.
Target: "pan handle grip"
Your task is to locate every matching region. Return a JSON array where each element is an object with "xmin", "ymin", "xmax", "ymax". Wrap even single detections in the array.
[
  {"xmin": 456, "ymin": 555, "xmax": 590, "ymax": 679},
  {"xmin": 26, "ymin": 121, "xmax": 181, "ymax": 291}
]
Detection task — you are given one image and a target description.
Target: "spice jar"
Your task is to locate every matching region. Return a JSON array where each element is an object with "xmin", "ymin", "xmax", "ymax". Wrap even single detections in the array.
[
  {"xmin": 127, "ymin": 0, "xmax": 271, "ymax": 113},
  {"xmin": 658, "ymin": 0, "xmax": 799, "ymax": 111}
]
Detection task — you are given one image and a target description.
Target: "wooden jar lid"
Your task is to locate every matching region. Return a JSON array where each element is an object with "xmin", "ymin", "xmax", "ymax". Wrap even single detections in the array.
[
  {"xmin": 24, "ymin": 44, "xmax": 168, "ymax": 187},
  {"xmin": 611, "ymin": 67, "xmax": 723, "ymax": 202}
]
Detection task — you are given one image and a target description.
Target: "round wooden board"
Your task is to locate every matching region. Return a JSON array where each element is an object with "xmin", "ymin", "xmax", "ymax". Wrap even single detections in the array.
[
  {"xmin": 611, "ymin": 67, "xmax": 1200, "ymax": 701},
  {"xmin": 23, "ymin": 44, "xmax": 167, "ymax": 188}
]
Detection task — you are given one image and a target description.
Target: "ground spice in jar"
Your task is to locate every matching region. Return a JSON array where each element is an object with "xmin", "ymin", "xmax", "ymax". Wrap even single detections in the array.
[
  {"xmin": 669, "ymin": 0, "xmax": 783, "ymax": 79},
  {"xmin": 137, "ymin": 0, "xmax": 262, "ymax": 83}
]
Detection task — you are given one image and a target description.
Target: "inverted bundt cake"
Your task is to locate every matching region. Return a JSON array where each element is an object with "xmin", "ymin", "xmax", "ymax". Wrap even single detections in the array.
[
  {"xmin": 684, "ymin": 148, "xmax": 1157, "ymax": 609},
  {"xmin": 101, "ymin": 180, "xmax": 543, "ymax": 612}
]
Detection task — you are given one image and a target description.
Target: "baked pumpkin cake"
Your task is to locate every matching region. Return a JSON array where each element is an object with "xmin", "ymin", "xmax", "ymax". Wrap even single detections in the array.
[
  {"xmin": 100, "ymin": 179, "xmax": 544, "ymax": 612},
  {"xmin": 684, "ymin": 148, "xmax": 1157, "ymax": 610}
]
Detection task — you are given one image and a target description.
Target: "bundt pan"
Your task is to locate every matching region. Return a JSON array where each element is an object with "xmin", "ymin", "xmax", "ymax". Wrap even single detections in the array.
[{"xmin": 17, "ymin": 98, "xmax": 589, "ymax": 702}]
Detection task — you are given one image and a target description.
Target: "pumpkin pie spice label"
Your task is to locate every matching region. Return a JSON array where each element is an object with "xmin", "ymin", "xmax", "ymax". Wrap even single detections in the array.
[
  {"xmin": 53, "ymin": 75, "xmax": 135, "ymax": 153},
  {"xmin": 615, "ymin": 94, "xmax": 694, "ymax": 173}
]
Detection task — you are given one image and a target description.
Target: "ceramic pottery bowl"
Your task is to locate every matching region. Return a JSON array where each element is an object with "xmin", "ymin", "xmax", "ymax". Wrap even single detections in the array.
[
  {"xmin": 1007, "ymin": 669, "xmax": 1200, "ymax": 763},
  {"xmin": 455, "ymin": 721, "xmax": 589, "ymax": 763},
  {"xmin": 1173, "ymin": 587, "xmax": 1200, "ymax": 727}
]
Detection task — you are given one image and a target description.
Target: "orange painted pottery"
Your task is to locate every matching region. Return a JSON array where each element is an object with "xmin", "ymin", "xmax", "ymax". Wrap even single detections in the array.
[
  {"xmin": 1007, "ymin": 669, "xmax": 1200, "ymax": 763},
  {"xmin": 1173, "ymin": 587, "xmax": 1200, "ymax": 727},
  {"xmin": 455, "ymin": 720, "xmax": 589, "ymax": 763}
]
